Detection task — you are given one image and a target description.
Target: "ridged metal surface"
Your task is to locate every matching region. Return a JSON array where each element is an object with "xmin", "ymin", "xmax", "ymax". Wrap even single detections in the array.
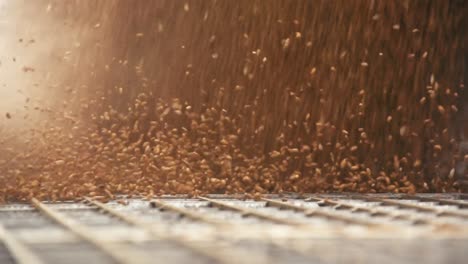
[{"xmin": 0, "ymin": 194, "xmax": 467, "ymax": 264}]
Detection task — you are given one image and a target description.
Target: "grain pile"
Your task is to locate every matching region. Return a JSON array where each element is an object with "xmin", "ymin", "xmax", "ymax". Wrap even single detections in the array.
[
  {"xmin": 0, "ymin": 1, "xmax": 466, "ymax": 202},
  {"xmin": 0, "ymin": 87, "xmax": 464, "ymax": 203}
]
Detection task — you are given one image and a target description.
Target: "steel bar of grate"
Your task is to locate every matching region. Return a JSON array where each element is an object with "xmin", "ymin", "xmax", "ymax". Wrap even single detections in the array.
[
  {"xmin": 262, "ymin": 198, "xmax": 379, "ymax": 227},
  {"xmin": 351, "ymin": 194, "xmax": 468, "ymax": 219},
  {"xmin": 402, "ymin": 195, "xmax": 468, "ymax": 209},
  {"xmin": 85, "ymin": 197, "xmax": 236, "ymax": 264},
  {"xmin": 308, "ymin": 196, "xmax": 462, "ymax": 228},
  {"xmin": 199, "ymin": 196, "xmax": 305, "ymax": 226},
  {"xmin": 149, "ymin": 199, "xmax": 313, "ymax": 264},
  {"xmin": 31, "ymin": 198, "xmax": 142, "ymax": 264},
  {"xmin": 0, "ymin": 208, "xmax": 35, "ymax": 213},
  {"xmin": 0, "ymin": 224, "xmax": 44, "ymax": 264},
  {"xmin": 150, "ymin": 200, "xmax": 223, "ymax": 226}
]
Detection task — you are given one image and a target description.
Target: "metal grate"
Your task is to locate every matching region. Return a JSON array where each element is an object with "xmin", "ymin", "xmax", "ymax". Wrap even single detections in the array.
[
  {"xmin": 0, "ymin": 242, "xmax": 15, "ymax": 264},
  {"xmin": 0, "ymin": 194, "xmax": 467, "ymax": 264}
]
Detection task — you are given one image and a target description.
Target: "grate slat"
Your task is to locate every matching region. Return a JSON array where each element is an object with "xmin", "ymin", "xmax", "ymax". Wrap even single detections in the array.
[
  {"xmin": 31, "ymin": 198, "xmax": 142, "ymax": 264},
  {"xmin": 308, "ymin": 196, "xmax": 465, "ymax": 229},
  {"xmin": 263, "ymin": 197, "xmax": 378, "ymax": 227},
  {"xmin": 351, "ymin": 194, "xmax": 468, "ymax": 219},
  {"xmin": 402, "ymin": 195, "xmax": 468, "ymax": 209},
  {"xmin": 199, "ymin": 196, "xmax": 305, "ymax": 226},
  {"xmin": 85, "ymin": 197, "xmax": 235, "ymax": 264},
  {"xmin": 0, "ymin": 224, "xmax": 44, "ymax": 264},
  {"xmin": 150, "ymin": 200, "xmax": 223, "ymax": 226}
]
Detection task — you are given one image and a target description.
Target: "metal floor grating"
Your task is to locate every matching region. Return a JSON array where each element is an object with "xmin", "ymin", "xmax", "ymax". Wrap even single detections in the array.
[{"xmin": 0, "ymin": 193, "xmax": 467, "ymax": 264}]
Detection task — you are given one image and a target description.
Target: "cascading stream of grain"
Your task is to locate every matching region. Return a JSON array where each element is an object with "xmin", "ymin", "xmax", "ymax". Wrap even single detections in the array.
[{"xmin": 0, "ymin": 1, "xmax": 466, "ymax": 202}]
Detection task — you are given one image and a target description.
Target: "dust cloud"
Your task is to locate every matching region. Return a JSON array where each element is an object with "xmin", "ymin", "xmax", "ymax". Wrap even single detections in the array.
[{"xmin": 0, "ymin": 0, "xmax": 99, "ymax": 126}]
